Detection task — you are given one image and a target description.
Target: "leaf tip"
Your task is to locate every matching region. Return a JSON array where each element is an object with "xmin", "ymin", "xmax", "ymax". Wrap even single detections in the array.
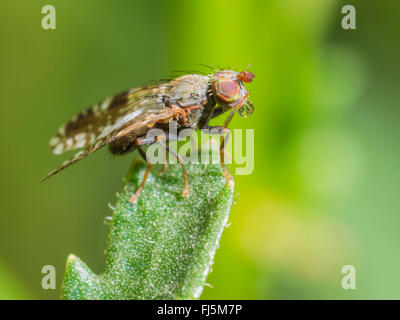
[{"xmin": 62, "ymin": 254, "xmax": 102, "ymax": 300}]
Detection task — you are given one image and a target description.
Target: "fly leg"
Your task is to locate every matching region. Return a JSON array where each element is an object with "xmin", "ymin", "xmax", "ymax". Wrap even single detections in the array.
[
  {"xmin": 130, "ymin": 132, "xmax": 189, "ymax": 202},
  {"xmin": 130, "ymin": 102, "xmax": 201, "ymax": 202},
  {"xmin": 130, "ymin": 136, "xmax": 166, "ymax": 203},
  {"xmin": 201, "ymin": 110, "xmax": 235, "ymax": 184},
  {"xmin": 163, "ymin": 99, "xmax": 188, "ymax": 124},
  {"xmin": 129, "ymin": 144, "xmax": 153, "ymax": 203},
  {"xmin": 156, "ymin": 134, "xmax": 190, "ymax": 198},
  {"xmin": 161, "ymin": 148, "xmax": 168, "ymax": 172},
  {"xmin": 201, "ymin": 125, "xmax": 232, "ymax": 183},
  {"xmin": 160, "ymin": 119, "xmax": 198, "ymax": 173},
  {"xmin": 165, "ymin": 99, "xmax": 201, "ymax": 125}
]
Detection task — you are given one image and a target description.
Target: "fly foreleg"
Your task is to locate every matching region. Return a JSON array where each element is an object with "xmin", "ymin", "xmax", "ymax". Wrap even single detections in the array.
[{"xmin": 201, "ymin": 110, "xmax": 235, "ymax": 184}]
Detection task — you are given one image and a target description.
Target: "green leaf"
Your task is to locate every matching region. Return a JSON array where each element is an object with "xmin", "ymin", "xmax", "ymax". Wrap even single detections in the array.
[{"xmin": 62, "ymin": 152, "xmax": 234, "ymax": 300}]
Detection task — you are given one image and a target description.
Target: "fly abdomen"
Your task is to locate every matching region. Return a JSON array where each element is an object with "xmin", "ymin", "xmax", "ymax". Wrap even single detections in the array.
[{"xmin": 108, "ymin": 136, "xmax": 136, "ymax": 155}]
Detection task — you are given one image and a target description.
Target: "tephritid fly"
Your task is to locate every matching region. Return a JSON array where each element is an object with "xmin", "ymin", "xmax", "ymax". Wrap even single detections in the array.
[{"xmin": 42, "ymin": 68, "xmax": 255, "ymax": 202}]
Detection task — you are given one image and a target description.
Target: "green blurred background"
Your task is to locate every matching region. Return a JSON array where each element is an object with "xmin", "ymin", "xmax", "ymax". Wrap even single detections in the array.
[{"xmin": 0, "ymin": 0, "xmax": 399, "ymax": 299}]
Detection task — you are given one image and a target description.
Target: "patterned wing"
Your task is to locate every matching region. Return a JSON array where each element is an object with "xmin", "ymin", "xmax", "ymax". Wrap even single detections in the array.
[
  {"xmin": 41, "ymin": 135, "xmax": 118, "ymax": 182},
  {"xmin": 42, "ymin": 84, "xmax": 177, "ymax": 182},
  {"xmin": 49, "ymin": 85, "xmax": 167, "ymax": 155}
]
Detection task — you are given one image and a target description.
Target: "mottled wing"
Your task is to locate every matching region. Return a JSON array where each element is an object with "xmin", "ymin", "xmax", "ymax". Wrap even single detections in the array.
[
  {"xmin": 42, "ymin": 84, "xmax": 175, "ymax": 182},
  {"xmin": 49, "ymin": 85, "xmax": 165, "ymax": 155},
  {"xmin": 41, "ymin": 135, "xmax": 117, "ymax": 182}
]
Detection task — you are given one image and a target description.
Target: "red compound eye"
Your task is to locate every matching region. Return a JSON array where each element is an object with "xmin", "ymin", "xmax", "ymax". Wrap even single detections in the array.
[
  {"xmin": 214, "ymin": 79, "xmax": 239, "ymax": 104},
  {"xmin": 238, "ymin": 71, "xmax": 255, "ymax": 83}
]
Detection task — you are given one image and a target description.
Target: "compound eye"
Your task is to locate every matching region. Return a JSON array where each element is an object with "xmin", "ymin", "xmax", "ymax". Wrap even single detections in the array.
[{"xmin": 214, "ymin": 79, "xmax": 239, "ymax": 104}]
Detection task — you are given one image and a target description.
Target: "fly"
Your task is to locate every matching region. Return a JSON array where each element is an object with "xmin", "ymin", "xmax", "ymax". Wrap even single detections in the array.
[{"xmin": 42, "ymin": 68, "xmax": 255, "ymax": 202}]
